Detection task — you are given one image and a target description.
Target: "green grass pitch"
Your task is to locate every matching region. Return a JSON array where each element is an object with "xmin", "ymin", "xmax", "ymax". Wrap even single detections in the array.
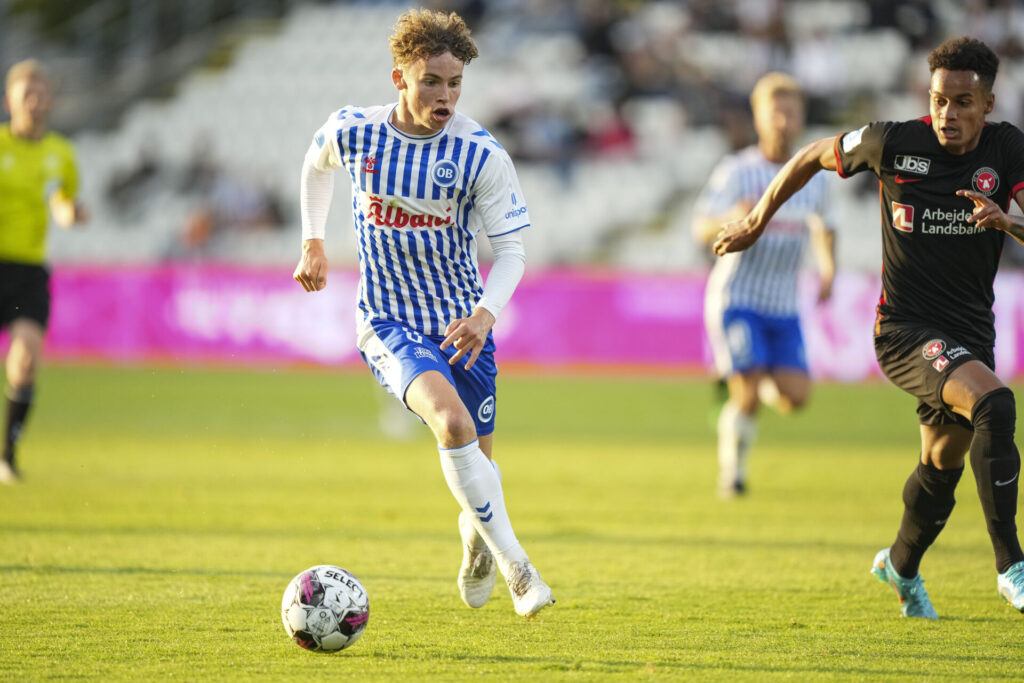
[{"xmin": 1, "ymin": 365, "xmax": 1022, "ymax": 680}]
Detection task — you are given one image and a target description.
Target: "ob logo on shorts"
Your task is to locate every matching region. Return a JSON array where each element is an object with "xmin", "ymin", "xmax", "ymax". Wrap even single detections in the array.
[
  {"xmin": 477, "ymin": 395, "xmax": 495, "ymax": 423},
  {"xmin": 431, "ymin": 159, "xmax": 460, "ymax": 188}
]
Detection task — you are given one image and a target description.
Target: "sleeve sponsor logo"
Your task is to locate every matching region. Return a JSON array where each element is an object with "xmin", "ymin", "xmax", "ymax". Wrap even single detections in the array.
[
  {"xmin": 315, "ymin": 133, "xmax": 326, "ymax": 149},
  {"xmin": 841, "ymin": 125, "xmax": 867, "ymax": 153},
  {"xmin": 972, "ymin": 167, "xmax": 999, "ymax": 196},
  {"xmin": 932, "ymin": 356, "xmax": 950, "ymax": 372},
  {"xmin": 504, "ymin": 192, "xmax": 527, "ymax": 220},
  {"xmin": 891, "ymin": 202, "xmax": 914, "ymax": 232},
  {"xmin": 894, "ymin": 155, "xmax": 931, "ymax": 175}
]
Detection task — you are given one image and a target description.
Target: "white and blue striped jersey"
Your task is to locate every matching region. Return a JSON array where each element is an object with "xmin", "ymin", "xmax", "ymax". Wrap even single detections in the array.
[
  {"xmin": 307, "ymin": 104, "xmax": 530, "ymax": 337},
  {"xmin": 697, "ymin": 146, "xmax": 834, "ymax": 317}
]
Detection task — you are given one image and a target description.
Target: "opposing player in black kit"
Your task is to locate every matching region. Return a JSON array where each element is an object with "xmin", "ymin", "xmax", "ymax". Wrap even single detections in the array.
[{"xmin": 714, "ymin": 37, "xmax": 1024, "ymax": 618}]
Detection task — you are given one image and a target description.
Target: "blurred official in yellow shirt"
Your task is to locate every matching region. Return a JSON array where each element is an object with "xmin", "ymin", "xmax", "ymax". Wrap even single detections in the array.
[{"xmin": 0, "ymin": 59, "xmax": 87, "ymax": 483}]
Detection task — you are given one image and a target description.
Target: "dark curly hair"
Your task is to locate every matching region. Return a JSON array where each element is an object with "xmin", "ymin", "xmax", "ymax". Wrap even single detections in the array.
[
  {"xmin": 928, "ymin": 36, "xmax": 999, "ymax": 90},
  {"xmin": 389, "ymin": 9, "xmax": 478, "ymax": 68}
]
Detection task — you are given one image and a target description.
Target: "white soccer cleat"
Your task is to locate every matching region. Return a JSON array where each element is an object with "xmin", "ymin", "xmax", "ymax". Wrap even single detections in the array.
[
  {"xmin": 505, "ymin": 559, "xmax": 554, "ymax": 617},
  {"xmin": 457, "ymin": 511, "xmax": 497, "ymax": 608},
  {"xmin": 0, "ymin": 460, "xmax": 20, "ymax": 485}
]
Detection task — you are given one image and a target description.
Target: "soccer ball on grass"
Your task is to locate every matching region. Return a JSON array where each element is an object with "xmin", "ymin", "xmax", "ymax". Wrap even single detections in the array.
[{"xmin": 281, "ymin": 565, "xmax": 369, "ymax": 652}]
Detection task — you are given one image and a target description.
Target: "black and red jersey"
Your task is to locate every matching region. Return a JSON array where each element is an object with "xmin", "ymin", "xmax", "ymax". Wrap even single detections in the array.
[{"xmin": 835, "ymin": 119, "xmax": 1024, "ymax": 347}]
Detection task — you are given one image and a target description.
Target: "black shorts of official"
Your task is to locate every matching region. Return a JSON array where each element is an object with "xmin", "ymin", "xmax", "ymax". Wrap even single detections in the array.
[
  {"xmin": 874, "ymin": 321, "xmax": 993, "ymax": 429},
  {"xmin": 0, "ymin": 261, "xmax": 51, "ymax": 329}
]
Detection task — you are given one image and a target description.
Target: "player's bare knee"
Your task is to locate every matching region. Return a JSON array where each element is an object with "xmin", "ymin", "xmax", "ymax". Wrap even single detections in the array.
[
  {"xmin": 430, "ymin": 408, "xmax": 477, "ymax": 447},
  {"xmin": 923, "ymin": 444, "xmax": 966, "ymax": 470},
  {"xmin": 971, "ymin": 387, "xmax": 1016, "ymax": 435},
  {"xmin": 6, "ymin": 351, "xmax": 38, "ymax": 387},
  {"xmin": 776, "ymin": 391, "xmax": 808, "ymax": 414}
]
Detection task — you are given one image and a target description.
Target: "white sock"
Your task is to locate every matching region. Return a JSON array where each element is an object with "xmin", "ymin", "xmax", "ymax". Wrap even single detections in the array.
[
  {"xmin": 717, "ymin": 403, "xmax": 758, "ymax": 487},
  {"xmin": 440, "ymin": 442, "xmax": 526, "ymax": 575},
  {"xmin": 464, "ymin": 459, "xmax": 501, "ymax": 549}
]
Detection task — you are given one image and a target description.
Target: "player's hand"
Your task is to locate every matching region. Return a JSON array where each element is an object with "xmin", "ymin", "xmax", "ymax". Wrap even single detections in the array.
[
  {"xmin": 712, "ymin": 215, "xmax": 763, "ymax": 256},
  {"xmin": 440, "ymin": 307, "xmax": 495, "ymax": 370},
  {"xmin": 817, "ymin": 276, "xmax": 834, "ymax": 303},
  {"xmin": 293, "ymin": 239, "xmax": 328, "ymax": 291},
  {"xmin": 957, "ymin": 189, "xmax": 1011, "ymax": 231}
]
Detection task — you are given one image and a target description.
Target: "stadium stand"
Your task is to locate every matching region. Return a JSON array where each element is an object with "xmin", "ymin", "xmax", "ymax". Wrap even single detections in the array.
[{"xmin": 7, "ymin": 0, "xmax": 1019, "ymax": 272}]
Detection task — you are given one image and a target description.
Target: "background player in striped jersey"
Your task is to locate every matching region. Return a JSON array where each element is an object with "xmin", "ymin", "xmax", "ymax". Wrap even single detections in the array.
[
  {"xmin": 715, "ymin": 37, "xmax": 1024, "ymax": 618},
  {"xmin": 0, "ymin": 60, "xmax": 87, "ymax": 484},
  {"xmin": 693, "ymin": 73, "xmax": 836, "ymax": 499},
  {"xmin": 292, "ymin": 8, "xmax": 553, "ymax": 617}
]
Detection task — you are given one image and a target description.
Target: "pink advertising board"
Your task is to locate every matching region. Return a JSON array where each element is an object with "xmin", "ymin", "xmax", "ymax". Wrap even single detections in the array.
[{"xmin": 34, "ymin": 264, "xmax": 1024, "ymax": 379}]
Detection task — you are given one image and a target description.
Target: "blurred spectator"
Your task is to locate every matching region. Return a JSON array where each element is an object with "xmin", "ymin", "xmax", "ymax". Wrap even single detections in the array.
[
  {"xmin": 169, "ymin": 171, "xmax": 284, "ymax": 259},
  {"xmin": 965, "ymin": 0, "xmax": 1024, "ymax": 59},
  {"xmin": 581, "ymin": 99, "xmax": 636, "ymax": 159},
  {"xmin": 104, "ymin": 142, "xmax": 162, "ymax": 218},
  {"xmin": 492, "ymin": 100, "xmax": 581, "ymax": 182},
  {"xmin": 163, "ymin": 137, "xmax": 285, "ymax": 260}
]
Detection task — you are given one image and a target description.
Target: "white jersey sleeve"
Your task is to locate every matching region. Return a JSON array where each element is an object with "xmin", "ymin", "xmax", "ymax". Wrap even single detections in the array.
[
  {"xmin": 694, "ymin": 155, "xmax": 745, "ymax": 218},
  {"xmin": 471, "ymin": 149, "xmax": 530, "ymax": 237},
  {"xmin": 477, "ymin": 229, "xmax": 526, "ymax": 320},
  {"xmin": 299, "ymin": 109, "xmax": 354, "ymax": 240},
  {"xmin": 305, "ymin": 108, "xmax": 355, "ymax": 173},
  {"xmin": 300, "ymin": 158, "xmax": 334, "ymax": 241}
]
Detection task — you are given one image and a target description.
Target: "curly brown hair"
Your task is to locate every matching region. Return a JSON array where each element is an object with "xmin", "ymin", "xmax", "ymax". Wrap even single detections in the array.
[
  {"xmin": 389, "ymin": 8, "xmax": 478, "ymax": 68},
  {"xmin": 928, "ymin": 36, "xmax": 999, "ymax": 90}
]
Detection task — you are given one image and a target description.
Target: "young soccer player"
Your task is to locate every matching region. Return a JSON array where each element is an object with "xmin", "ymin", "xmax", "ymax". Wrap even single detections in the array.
[
  {"xmin": 694, "ymin": 72, "xmax": 836, "ymax": 498},
  {"xmin": 0, "ymin": 59, "xmax": 87, "ymax": 484},
  {"xmin": 714, "ymin": 37, "xmax": 1024, "ymax": 618},
  {"xmin": 292, "ymin": 8, "xmax": 554, "ymax": 617}
]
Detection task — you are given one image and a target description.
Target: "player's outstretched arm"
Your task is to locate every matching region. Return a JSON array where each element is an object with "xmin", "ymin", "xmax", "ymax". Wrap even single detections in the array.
[
  {"xmin": 693, "ymin": 200, "xmax": 754, "ymax": 246},
  {"xmin": 959, "ymin": 188, "xmax": 1024, "ymax": 246},
  {"xmin": 294, "ymin": 238, "xmax": 328, "ymax": 291},
  {"xmin": 713, "ymin": 136, "xmax": 837, "ymax": 255},
  {"xmin": 807, "ymin": 213, "xmax": 836, "ymax": 302}
]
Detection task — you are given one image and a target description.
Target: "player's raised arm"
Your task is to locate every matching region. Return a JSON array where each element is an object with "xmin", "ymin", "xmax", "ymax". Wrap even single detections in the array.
[{"xmin": 713, "ymin": 136, "xmax": 837, "ymax": 255}]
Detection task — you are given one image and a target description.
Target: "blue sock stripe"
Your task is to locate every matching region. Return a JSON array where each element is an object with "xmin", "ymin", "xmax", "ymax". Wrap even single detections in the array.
[{"xmin": 474, "ymin": 502, "xmax": 490, "ymax": 513}]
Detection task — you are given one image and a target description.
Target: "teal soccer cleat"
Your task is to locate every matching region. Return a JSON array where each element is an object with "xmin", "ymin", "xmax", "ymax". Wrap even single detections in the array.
[
  {"xmin": 997, "ymin": 561, "xmax": 1024, "ymax": 613},
  {"xmin": 871, "ymin": 548, "xmax": 938, "ymax": 620}
]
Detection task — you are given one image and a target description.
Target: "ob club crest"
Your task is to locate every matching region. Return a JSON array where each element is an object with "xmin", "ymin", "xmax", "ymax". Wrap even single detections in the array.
[{"xmin": 431, "ymin": 159, "xmax": 460, "ymax": 188}]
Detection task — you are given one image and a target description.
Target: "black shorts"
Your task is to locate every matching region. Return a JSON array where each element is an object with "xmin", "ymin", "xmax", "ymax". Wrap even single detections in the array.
[
  {"xmin": 874, "ymin": 321, "xmax": 992, "ymax": 429},
  {"xmin": 0, "ymin": 262, "xmax": 51, "ymax": 329}
]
